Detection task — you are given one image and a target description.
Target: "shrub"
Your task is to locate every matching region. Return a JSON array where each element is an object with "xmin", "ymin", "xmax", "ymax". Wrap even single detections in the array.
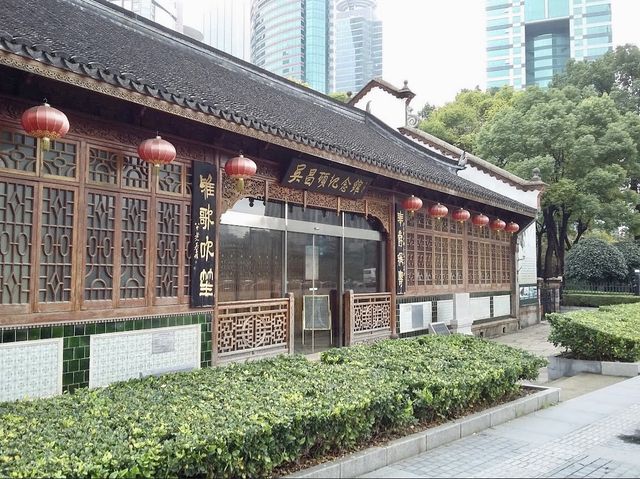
[
  {"xmin": 614, "ymin": 241, "xmax": 640, "ymax": 280},
  {"xmin": 565, "ymin": 238, "xmax": 627, "ymax": 283},
  {"xmin": 562, "ymin": 293, "xmax": 640, "ymax": 307},
  {"xmin": 548, "ymin": 303, "xmax": 640, "ymax": 362},
  {"xmin": 0, "ymin": 336, "xmax": 544, "ymax": 478}
]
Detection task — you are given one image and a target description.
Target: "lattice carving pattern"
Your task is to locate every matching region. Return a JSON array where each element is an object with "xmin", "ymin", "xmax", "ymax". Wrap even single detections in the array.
[
  {"xmin": 217, "ymin": 299, "xmax": 291, "ymax": 356},
  {"xmin": 122, "ymin": 155, "xmax": 149, "ymax": 190},
  {"xmin": 88, "ymin": 147, "xmax": 118, "ymax": 185},
  {"xmin": 0, "ymin": 180, "xmax": 33, "ymax": 304},
  {"xmin": 42, "ymin": 140, "xmax": 77, "ymax": 178},
  {"xmin": 85, "ymin": 192, "xmax": 115, "ymax": 300},
  {"xmin": 156, "ymin": 201, "xmax": 181, "ymax": 298},
  {"xmin": 221, "ymin": 176, "xmax": 265, "ymax": 213},
  {"xmin": 40, "ymin": 187, "xmax": 74, "ymax": 303},
  {"xmin": 352, "ymin": 294, "xmax": 391, "ymax": 333},
  {"xmin": 121, "ymin": 197, "xmax": 147, "ymax": 299},
  {"xmin": 158, "ymin": 162, "xmax": 183, "ymax": 194},
  {"xmin": 406, "ymin": 204, "xmax": 513, "ymax": 293},
  {"xmin": 366, "ymin": 201, "xmax": 390, "ymax": 233},
  {"xmin": 0, "ymin": 129, "xmax": 37, "ymax": 173},
  {"xmin": 306, "ymin": 191, "xmax": 337, "ymax": 210}
]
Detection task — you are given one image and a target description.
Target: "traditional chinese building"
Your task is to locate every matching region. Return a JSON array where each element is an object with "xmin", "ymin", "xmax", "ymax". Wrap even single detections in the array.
[{"xmin": 0, "ymin": 0, "xmax": 539, "ymax": 402}]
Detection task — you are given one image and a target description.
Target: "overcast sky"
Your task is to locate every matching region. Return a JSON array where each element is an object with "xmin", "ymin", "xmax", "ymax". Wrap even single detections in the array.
[{"xmin": 378, "ymin": 0, "xmax": 640, "ymax": 109}]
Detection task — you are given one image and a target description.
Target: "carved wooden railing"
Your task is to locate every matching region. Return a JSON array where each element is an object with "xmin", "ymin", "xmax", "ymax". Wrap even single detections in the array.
[
  {"xmin": 344, "ymin": 291, "xmax": 392, "ymax": 346},
  {"xmin": 215, "ymin": 293, "xmax": 294, "ymax": 364}
]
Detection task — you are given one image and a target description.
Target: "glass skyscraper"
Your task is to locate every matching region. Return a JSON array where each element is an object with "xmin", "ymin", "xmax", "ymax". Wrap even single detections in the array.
[
  {"xmin": 250, "ymin": 0, "xmax": 332, "ymax": 94},
  {"xmin": 486, "ymin": 0, "xmax": 613, "ymax": 89},
  {"xmin": 334, "ymin": 0, "xmax": 383, "ymax": 94}
]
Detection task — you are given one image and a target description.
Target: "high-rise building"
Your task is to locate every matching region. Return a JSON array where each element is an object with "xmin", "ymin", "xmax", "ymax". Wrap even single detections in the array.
[
  {"xmin": 107, "ymin": 0, "xmax": 182, "ymax": 31},
  {"xmin": 182, "ymin": 0, "xmax": 250, "ymax": 60},
  {"xmin": 486, "ymin": 0, "xmax": 613, "ymax": 89},
  {"xmin": 333, "ymin": 0, "xmax": 382, "ymax": 94},
  {"xmin": 250, "ymin": 0, "xmax": 332, "ymax": 94}
]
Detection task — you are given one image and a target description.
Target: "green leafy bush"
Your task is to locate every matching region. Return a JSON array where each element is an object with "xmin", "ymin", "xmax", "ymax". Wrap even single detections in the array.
[
  {"xmin": 615, "ymin": 241, "xmax": 640, "ymax": 279},
  {"xmin": 548, "ymin": 303, "xmax": 640, "ymax": 362},
  {"xmin": 562, "ymin": 293, "xmax": 640, "ymax": 307},
  {"xmin": 0, "ymin": 336, "xmax": 544, "ymax": 478},
  {"xmin": 565, "ymin": 238, "xmax": 627, "ymax": 283}
]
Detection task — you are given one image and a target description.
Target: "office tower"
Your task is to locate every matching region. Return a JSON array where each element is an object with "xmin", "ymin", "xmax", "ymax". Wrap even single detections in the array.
[
  {"xmin": 107, "ymin": 0, "xmax": 182, "ymax": 31},
  {"xmin": 250, "ymin": 0, "xmax": 332, "ymax": 94},
  {"xmin": 181, "ymin": 0, "xmax": 250, "ymax": 60},
  {"xmin": 486, "ymin": 0, "xmax": 613, "ymax": 89},
  {"xmin": 334, "ymin": 0, "xmax": 382, "ymax": 94}
]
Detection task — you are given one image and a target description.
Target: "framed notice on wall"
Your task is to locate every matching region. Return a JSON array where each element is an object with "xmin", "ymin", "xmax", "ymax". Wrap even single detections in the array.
[{"xmin": 190, "ymin": 161, "xmax": 217, "ymax": 308}]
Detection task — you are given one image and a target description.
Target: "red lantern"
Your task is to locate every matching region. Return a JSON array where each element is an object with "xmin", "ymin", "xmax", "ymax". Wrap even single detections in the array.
[
  {"xmin": 21, "ymin": 102, "xmax": 70, "ymax": 151},
  {"xmin": 490, "ymin": 218, "xmax": 506, "ymax": 231},
  {"xmin": 505, "ymin": 222, "xmax": 520, "ymax": 234},
  {"xmin": 429, "ymin": 203, "xmax": 448, "ymax": 220},
  {"xmin": 402, "ymin": 195, "xmax": 423, "ymax": 215},
  {"xmin": 137, "ymin": 135, "xmax": 176, "ymax": 168},
  {"xmin": 224, "ymin": 153, "xmax": 257, "ymax": 191},
  {"xmin": 452, "ymin": 208, "xmax": 471, "ymax": 223},
  {"xmin": 472, "ymin": 214, "xmax": 489, "ymax": 228}
]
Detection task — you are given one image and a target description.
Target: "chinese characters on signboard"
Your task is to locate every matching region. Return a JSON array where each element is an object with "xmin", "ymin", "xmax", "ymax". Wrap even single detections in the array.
[
  {"xmin": 396, "ymin": 206, "xmax": 406, "ymax": 295},
  {"xmin": 282, "ymin": 159, "xmax": 372, "ymax": 199},
  {"xmin": 190, "ymin": 162, "xmax": 217, "ymax": 307}
]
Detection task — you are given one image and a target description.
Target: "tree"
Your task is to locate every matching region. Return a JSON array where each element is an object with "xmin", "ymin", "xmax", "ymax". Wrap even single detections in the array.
[
  {"xmin": 418, "ymin": 102, "xmax": 436, "ymax": 120},
  {"xmin": 553, "ymin": 44, "xmax": 640, "ymax": 114},
  {"xmin": 476, "ymin": 85, "xmax": 640, "ymax": 278},
  {"xmin": 565, "ymin": 238, "xmax": 627, "ymax": 284},
  {"xmin": 614, "ymin": 241, "xmax": 640, "ymax": 280},
  {"xmin": 329, "ymin": 91, "xmax": 351, "ymax": 103},
  {"xmin": 418, "ymin": 86, "xmax": 516, "ymax": 152}
]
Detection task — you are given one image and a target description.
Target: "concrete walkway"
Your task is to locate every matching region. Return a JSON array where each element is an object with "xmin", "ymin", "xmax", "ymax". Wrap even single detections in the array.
[{"xmin": 363, "ymin": 375, "xmax": 640, "ymax": 478}]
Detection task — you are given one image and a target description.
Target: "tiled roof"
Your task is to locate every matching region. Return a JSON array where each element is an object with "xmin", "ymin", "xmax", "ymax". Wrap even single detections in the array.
[{"xmin": 0, "ymin": 0, "xmax": 537, "ymax": 216}]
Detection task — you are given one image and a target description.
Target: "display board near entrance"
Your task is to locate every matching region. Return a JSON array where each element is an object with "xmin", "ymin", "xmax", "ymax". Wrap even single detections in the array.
[
  {"xmin": 283, "ymin": 159, "xmax": 372, "ymax": 199},
  {"xmin": 303, "ymin": 295, "xmax": 332, "ymax": 330}
]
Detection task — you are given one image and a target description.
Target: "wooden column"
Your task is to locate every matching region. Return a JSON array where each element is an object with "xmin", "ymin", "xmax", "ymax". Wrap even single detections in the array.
[
  {"xmin": 388, "ymin": 199, "xmax": 398, "ymax": 339},
  {"xmin": 344, "ymin": 289, "xmax": 354, "ymax": 346}
]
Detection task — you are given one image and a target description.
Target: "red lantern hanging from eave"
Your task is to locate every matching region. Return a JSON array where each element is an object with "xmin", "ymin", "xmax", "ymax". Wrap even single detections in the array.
[
  {"xmin": 505, "ymin": 222, "xmax": 520, "ymax": 234},
  {"xmin": 21, "ymin": 102, "xmax": 70, "ymax": 151},
  {"xmin": 225, "ymin": 153, "xmax": 257, "ymax": 191},
  {"xmin": 490, "ymin": 218, "xmax": 506, "ymax": 231},
  {"xmin": 472, "ymin": 213, "xmax": 490, "ymax": 228},
  {"xmin": 452, "ymin": 208, "xmax": 471, "ymax": 223},
  {"xmin": 429, "ymin": 203, "xmax": 448, "ymax": 220},
  {"xmin": 137, "ymin": 135, "xmax": 177, "ymax": 169},
  {"xmin": 402, "ymin": 195, "xmax": 423, "ymax": 215}
]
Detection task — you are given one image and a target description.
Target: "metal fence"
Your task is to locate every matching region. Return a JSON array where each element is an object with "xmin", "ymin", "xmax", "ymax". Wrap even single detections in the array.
[{"xmin": 563, "ymin": 281, "xmax": 636, "ymax": 295}]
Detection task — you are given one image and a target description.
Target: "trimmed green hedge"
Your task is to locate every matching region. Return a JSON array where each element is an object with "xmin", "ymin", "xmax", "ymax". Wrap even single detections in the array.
[
  {"xmin": 562, "ymin": 293, "xmax": 640, "ymax": 307},
  {"xmin": 548, "ymin": 303, "xmax": 640, "ymax": 362},
  {"xmin": 0, "ymin": 336, "xmax": 545, "ymax": 478}
]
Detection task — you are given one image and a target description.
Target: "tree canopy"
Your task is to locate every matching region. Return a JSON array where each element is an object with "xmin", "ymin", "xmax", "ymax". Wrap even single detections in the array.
[
  {"xmin": 418, "ymin": 86, "xmax": 516, "ymax": 153},
  {"xmin": 421, "ymin": 44, "xmax": 640, "ymax": 279}
]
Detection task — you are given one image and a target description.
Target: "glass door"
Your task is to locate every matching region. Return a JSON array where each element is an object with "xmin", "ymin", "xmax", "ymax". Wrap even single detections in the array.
[{"xmin": 287, "ymin": 232, "xmax": 339, "ymax": 354}]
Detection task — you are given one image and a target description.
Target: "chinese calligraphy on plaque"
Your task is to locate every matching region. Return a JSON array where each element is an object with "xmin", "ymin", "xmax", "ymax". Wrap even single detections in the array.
[
  {"xmin": 396, "ymin": 206, "xmax": 406, "ymax": 295},
  {"xmin": 282, "ymin": 159, "xmax": 372, "ymax": 199},
  {"xmin": 191, "ymin": 162, "xmax": 217, "ymax": 307}
]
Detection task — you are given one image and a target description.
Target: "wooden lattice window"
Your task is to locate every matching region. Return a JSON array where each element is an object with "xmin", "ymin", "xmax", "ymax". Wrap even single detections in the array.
[
  {"xmin": 0, "ymin": 121, "xmax": 195, "ymax": 318},
  {"xmin": 405, "ymin": 207, "xmax": 465, "ymax": 293}
]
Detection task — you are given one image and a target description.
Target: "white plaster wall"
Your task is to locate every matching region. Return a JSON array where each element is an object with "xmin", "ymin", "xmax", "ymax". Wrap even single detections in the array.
[
  {"xmin": 399, "ymin": 301, "xmax": 432, "ymax": 333},
  {"xmin": 437, "ymin": 299, "xmax": 454, "ymax": 326},
  {"xmin": 0, "ymin": 338, "xmax": 63, "ymax": 402},
  {"xmin": 470, "ymin": 297, "xmax": 492, "ymax": 320},
  {"xmin": 353, "ymin": 87, "xmax": 406, "ymax": 129},
  {"xmin": 458, "ymin": 165, "xmax": 539, "ymax": 208},
  {"xmin": 89, "ymin": 325, "xmax": 200, "ymax": 388},
  {"xmin": 493, "ymin": 295, "xmax": 512, "ymax": 317},
  {"xmin": 518, "ymin": 223, "xmax": 538, "ymax": 285}
]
